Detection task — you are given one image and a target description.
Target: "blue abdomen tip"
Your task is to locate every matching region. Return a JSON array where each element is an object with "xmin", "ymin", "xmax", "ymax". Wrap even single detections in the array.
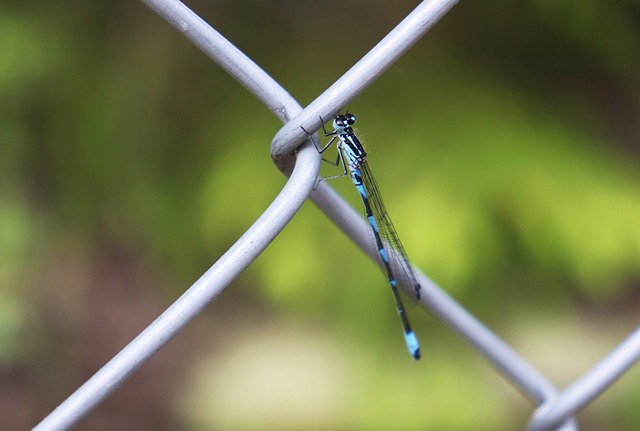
[{"xmin": 405, "ymin": 331, "xmax": 421, "ymax": 360}]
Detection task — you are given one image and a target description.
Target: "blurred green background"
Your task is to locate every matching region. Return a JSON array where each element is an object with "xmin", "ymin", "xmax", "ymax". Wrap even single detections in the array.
[{"xmin": 2, "ymin": 0, "xmax": 640, "ymax": 430}]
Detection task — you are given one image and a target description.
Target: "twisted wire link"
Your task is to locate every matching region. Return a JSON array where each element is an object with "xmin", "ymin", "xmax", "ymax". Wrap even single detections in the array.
[
  {"xmin": 528, "ymin": 326, "xmax": 640, "ymax": 430},
  {"xmin": 32, "ymin": 0, "xmax": 640, "ymax": 430}
]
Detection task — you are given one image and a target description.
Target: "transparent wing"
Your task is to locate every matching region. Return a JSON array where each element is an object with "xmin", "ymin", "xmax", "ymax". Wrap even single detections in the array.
[{"xmin": 358, "ymin": 159, "xmax": 422, "ymax": 303}]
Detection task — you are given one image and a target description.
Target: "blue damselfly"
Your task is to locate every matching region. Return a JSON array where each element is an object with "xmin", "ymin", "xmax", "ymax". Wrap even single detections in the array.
[{"xmin": 305, "ymin": 113, "xmax": 422, "ymax": 360}]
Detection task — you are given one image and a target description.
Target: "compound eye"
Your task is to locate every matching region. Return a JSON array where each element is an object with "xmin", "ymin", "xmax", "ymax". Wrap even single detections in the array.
[
  {"xmin": 334, "ymin": 115, "xmax": 346, "ymax": 127},
  {"xmin": 346, "ymin": 113, "xmax": 356, "ymax": 125}
]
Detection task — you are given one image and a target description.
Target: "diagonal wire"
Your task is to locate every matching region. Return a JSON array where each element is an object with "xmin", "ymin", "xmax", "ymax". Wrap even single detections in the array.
[{"xmin": 529, "ymin": 326, "xmax": 640, "ymax": 431}]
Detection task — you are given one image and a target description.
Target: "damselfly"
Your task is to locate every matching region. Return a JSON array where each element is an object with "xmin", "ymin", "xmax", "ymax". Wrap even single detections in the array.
[{"xmin": 305, "ymin": 113, "xmax": 422, "ymax": 360}]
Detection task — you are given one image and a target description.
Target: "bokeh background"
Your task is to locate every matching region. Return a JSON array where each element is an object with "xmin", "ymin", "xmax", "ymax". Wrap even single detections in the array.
[{"xmin": 2, "ymin": 0, "xmax": 640, "ymax": 430}]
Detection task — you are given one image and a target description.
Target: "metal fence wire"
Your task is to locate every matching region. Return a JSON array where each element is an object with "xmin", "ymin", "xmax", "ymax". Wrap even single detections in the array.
[{"xmin": 32, "ymin": 0, "xmax": 640, "ymax": 430}]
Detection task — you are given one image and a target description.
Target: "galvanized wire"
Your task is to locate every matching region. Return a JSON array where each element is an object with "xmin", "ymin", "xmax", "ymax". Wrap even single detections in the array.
[{"xmin": 32, "ymin": 1, "xmax": 640, "ymax": 430}]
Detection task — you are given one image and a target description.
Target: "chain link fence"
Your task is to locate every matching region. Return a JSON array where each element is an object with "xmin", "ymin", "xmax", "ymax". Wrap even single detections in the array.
[{"xmin": 32, "ymin": 1, "xmax": 640, "ymax": 430}]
